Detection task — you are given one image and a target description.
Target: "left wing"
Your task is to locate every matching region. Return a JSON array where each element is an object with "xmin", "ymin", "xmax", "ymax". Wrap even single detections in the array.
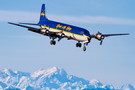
[
  {"xmin": 8, "ymin": 22, "xmax": 59, "ymax": 36},
  {"xmin": 8, "ymin": 22, "xmax": 66, "ymax": 42},
  {"xmin": 8, "ymin": 22, "xmax": 41, "ymax": 33}
]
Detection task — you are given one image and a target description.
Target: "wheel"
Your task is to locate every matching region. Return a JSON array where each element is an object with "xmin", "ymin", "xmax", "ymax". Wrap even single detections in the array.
[
  {"xmin": 83, "ymin": 46, "xmax": 86, "ymax": 51},
  {"xmin": 76, "ymin": 43, "xmax": 79, "ymax": 47},
  {"xmin": 53, "ymin": 41, "xmax": 56, "ymax": 45},
  {"xmin": 79, "ymin": 43, "xmax": 82, "ymax": 47},
  {"xmin": 50, "ymin": 40, "xmax": 53, "ymax": 45}
]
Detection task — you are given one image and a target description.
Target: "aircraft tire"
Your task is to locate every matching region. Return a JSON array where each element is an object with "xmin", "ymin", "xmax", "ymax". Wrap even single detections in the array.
[
  {"xmin": 76, "ymin": 43, "xmax": 79, "ymax": 47},
  {"xmin": 83, "ymin": 46, "xmax": 86, "ymax": 51},
  {"xmin": 53, "ymin": 41, "xmax": 56, "ymax": 45},
  {"xmin": 79, "ymin": 43, "xmax": 82, "ymax": 47},
  {"xmin": 50, "ymin": 40, "xmax": 53, "ymax": 45}
]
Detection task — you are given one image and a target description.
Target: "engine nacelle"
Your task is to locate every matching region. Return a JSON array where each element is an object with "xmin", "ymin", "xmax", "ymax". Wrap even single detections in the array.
[
  {"xmin": 40, "ymin": 28, "xmax": 49, "ymax": 34},
  {"xmin": 94, "ymin": 33, "xmax": 104, "ymax": 41}
]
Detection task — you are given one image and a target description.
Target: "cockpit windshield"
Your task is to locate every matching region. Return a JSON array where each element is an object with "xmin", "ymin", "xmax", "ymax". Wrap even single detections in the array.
[{"xmin": 84, "ymin": 31, "xmax": 90, "ymax": 36}]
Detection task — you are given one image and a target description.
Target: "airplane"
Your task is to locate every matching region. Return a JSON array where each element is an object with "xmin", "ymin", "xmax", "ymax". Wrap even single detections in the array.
[{"xmin": 8, "ymin": 4, "xmax": 129, "ymax": 51}]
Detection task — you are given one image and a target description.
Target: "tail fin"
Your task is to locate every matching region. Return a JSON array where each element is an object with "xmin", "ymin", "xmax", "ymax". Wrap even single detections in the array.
[{"xmin": 39, "ymin": 4, "xmax": 48, "ymax": 23}]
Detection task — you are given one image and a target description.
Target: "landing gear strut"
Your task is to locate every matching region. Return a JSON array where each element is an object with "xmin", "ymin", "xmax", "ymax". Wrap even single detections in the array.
[{"xmin": 50, "ymin": 40, "xmax": 56, "ymax": 45}]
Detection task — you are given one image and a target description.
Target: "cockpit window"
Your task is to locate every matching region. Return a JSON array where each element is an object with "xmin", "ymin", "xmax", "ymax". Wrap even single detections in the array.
[{"xmin": 84, "ymin": 31, "xmax": 90, "ymax": 36}]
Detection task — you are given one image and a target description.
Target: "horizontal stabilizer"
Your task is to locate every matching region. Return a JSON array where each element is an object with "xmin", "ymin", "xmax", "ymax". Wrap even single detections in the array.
[
  {"xmin": 8, "ymin": 22, "xmax": 40, "ymax": 31},
  {"xmin": 19, "ymin": 23, "xmax": 41, "ymax": 26}
]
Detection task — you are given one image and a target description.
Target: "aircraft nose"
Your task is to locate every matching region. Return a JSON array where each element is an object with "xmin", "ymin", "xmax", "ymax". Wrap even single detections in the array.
[{"xmin": 87, "ymin": 36, "xmax": 91, "ymax": 42}]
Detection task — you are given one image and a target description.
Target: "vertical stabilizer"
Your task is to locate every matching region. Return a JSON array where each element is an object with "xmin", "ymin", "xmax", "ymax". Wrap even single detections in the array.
[{"xmin": 39, "ymin": 4, "xmax": 48, "ymax": 23}]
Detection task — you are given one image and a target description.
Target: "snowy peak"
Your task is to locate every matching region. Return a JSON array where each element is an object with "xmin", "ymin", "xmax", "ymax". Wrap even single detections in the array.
[
  {"xmin": 1, "ymin": 68, "xmax": 16, "ymax": 76},
  {"xmin": 90, "ymin": 79, "xmax": 103, "ymax": 86},
  {"xmin": 31, "ymin": 67, "xmax": 67, "ymax": 78},
  {"xmin": 118, "ymin": 84, "xmax": 135, "ymax": 90},
  {"xmin": 46, "ymin": 67, "xmax": 67, "ymax": 76}
]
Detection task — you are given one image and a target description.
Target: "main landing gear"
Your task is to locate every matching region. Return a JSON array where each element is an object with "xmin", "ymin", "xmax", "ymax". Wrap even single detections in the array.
[
  {"xmin": 50, "ymin": 37, "xmax": 56, "ymax": 45},
  {"xmin": 50, "ymin": 40, "xmax": 56, "ymax": 45},
  {"xmin": 76, "ymin": 42, "xmax": 82, "ymax": 48},
  {"xmin": 76, "ymin": 42, "xmax": 87, "ymax": 51}
]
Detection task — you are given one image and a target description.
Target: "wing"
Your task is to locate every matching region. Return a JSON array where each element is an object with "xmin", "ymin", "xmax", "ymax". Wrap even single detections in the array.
[
  {"xmin": 8, "ymin": 22, "xmax": 58, "ymax": 36},
  {"xmin": 102, "ymin": 33, "xmax": 129, "ymax": 37},
  {"xmin": 8, "ymin": 22, "xmax": 41, "ymax": 33},
  {"xmin": 91, "ymin": 33, "xmax": 129, "ymax": 38},
  {"xmin": 90, "ymin": 32, "xmax": 129, "ymax": 45}
]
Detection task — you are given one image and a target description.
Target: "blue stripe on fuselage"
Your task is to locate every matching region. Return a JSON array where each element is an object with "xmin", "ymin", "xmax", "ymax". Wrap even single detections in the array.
[{"xmin": 38, "ymin": 20, "xmax": 90, "ymax": 36}]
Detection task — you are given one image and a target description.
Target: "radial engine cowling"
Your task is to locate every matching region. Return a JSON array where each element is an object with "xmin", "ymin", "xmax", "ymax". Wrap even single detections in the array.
[
  {"xmin": 94, "ymin": 32, "xmax": 105, "ymax": 45},
  {"xmin": 94, "ymin": 32, "xmax": 104, "ymax": 41},
  {"xmin": 96, "ymin": 34, "xmax": 104, "ymax": 40},
  {"xmin": 40, "ymin": 28, "xmax": 49, "ymax": 34}
]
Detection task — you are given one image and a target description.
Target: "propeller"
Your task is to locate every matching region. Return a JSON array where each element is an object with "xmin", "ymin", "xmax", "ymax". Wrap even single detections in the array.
[
  {"xmin": 100, "ymin": 40, "xmax": 103, "ymax": 45},
  {"xmin": 40, "ymin": 25, "xmax": 51, "ymax": 39},
  {"xmin": 45, "ymin": 25, "xmax": 51, "ymax": 34},
  {"xmin": 95, "ymin": 31, "xmax": 104, "ymax": 45}
]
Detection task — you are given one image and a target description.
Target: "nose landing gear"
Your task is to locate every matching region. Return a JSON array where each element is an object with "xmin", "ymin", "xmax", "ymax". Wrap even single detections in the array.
[
  {"xmin": 76, "ymin": 42, "xmax": 87, "ymax": 51},
  {"xmin": 83, "ymin": 45, "xmax": 86, "ymax": 51}
]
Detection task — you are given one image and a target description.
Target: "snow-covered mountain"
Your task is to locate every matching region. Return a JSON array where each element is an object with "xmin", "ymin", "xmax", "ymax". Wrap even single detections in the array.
[{"xmin": 0, "ymin": 67, "xmax": 134, "ymax": 90}]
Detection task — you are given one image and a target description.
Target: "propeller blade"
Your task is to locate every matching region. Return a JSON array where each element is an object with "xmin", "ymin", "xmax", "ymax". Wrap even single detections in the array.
[
  {"xmin": 100, "ymin": 40, "xmax": 103, "ymax": 45},
  {"xmin": 58, "ymin": 33, "xmax": 65, "ymax": 42},
  {"xmin": 98, "ymin": 31, "xmax": 101, "ymax": 34},
  {"xmin": 58, "ymin": 36, "xmax": 62, "ymax": 41}
]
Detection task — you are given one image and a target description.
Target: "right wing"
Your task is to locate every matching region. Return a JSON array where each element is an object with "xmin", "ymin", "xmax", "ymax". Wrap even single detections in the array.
[{"xmin": 91, "ymin": 33, "xmax": 129, "ymax": 38}]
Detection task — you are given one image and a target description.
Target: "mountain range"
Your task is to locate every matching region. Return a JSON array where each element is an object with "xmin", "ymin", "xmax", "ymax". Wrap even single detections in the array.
[{"xmin": 0, "ymin": 67, "xmax": 134, "ymax": 90}]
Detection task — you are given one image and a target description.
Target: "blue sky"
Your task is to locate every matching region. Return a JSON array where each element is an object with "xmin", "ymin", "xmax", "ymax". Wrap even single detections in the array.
[{"xmin": 0, "ymin": 0, "xmax": 135, "ymax": 87}]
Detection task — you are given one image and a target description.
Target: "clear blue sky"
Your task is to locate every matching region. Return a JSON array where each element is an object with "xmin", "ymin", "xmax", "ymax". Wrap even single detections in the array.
[{"xmin": 0, "ymin": 0, "xmax": 135, "ymax": 87}]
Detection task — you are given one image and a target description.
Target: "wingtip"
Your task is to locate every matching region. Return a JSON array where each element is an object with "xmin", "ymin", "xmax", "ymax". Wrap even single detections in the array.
[
  {"xmin": 120, "ymin": 33, "xmax": 130, "ymax": 35},
  {"xmin": 7, "ymin": 22, "xmax": 13, "ymax": 24},
  {"xmin": 125, "ymin": 33, "xmax": 130, "ymax": 35},
  {"xmin": 7, "ymin": 22, "xmax": 12, "ymax": 24}
]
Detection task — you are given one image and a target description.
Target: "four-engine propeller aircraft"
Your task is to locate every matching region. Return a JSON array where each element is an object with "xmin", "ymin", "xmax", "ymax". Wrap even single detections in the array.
[{"xmin": 8, "ymin": 4, "xmax": 129, "ymax": 51}]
